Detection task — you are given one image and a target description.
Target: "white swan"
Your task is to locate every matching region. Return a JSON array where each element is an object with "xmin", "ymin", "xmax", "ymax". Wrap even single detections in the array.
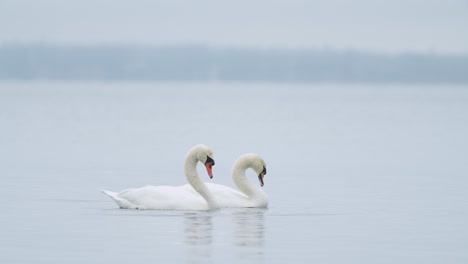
[
  {"xmin": 101, "ymin": 144, "xmax": 218, "ymax": 210},
  {"xmin": 184, "ymin": 153, "xmax": 268, "ymax": 208}
]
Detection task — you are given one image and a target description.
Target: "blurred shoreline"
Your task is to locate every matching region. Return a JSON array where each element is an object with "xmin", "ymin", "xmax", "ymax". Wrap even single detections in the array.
[{"xmin": 1, "ymin": 44, "xmax": 467, "ymax": 84}]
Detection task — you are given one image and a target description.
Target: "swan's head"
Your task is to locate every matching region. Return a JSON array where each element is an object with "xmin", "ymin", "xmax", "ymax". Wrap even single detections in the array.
[
  {"xmin": 240, "ymin": 153, "xmax": 267, "ymax": 187},
  {"xmin": 194, "ymin": 144, "xmax": 215, "ymax": 179}
]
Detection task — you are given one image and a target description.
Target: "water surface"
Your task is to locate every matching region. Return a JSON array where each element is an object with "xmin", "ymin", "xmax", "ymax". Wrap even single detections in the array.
[{"xmin": 1, "ymin": 82, "xmax": 467, "ymax": 263}]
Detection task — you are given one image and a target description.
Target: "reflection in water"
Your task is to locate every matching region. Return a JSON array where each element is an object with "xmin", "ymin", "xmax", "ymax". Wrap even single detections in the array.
[
  {"xmin": 231, "ymin": 208, "xmax": 266, "ymax": 262},
  {"xmin": 184, "ymin": 212, "xmax": 213, "ymax": 264},
  {"xmin": 182, "ymin": 209, "xmax": 266, "ymax": 264}
]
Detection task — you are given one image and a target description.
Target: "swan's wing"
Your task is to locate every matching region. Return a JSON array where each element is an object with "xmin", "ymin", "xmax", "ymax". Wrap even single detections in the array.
[
  {"xmin": 204, "ymin": 182, "xmax": 248, "ymax": 199},
  {"xmin": 101, "ymin": 189, "xmax": 139, "ymax": 209},
  {"xmin": 207, "ymin": 183, "xmax": 254, "ymax": 207},
  {"xmin": 182, "ymin": 182, "xmax": 252, "ymax": 208},
  {"xmin": 180, "ymin": 182, "xmax": 246, "ymax": 198},
  {"xmin": 102, "ymin": 185, "xmax": 208, "ymax": 210}
]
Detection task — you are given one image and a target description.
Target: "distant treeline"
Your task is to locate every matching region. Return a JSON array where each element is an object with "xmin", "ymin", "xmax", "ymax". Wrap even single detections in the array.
[{"xmin": 1, "ymin": 44, "xmax": 467, "ymax": 83}]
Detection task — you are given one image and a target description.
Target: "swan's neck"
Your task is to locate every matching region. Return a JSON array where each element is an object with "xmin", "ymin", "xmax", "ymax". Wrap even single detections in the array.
[
  {"xmin": 232, "ymin": 160, "xmax": 266, "ymax": 200},
  {"xmin": 184, "ymin": 150, "xmax": 218, "ymax": 210}
]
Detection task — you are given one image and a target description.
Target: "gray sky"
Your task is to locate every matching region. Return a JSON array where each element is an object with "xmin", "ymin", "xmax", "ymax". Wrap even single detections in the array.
[{"xmin": 1, "ymin": 0, "xmax": 467, "ymax": 54}]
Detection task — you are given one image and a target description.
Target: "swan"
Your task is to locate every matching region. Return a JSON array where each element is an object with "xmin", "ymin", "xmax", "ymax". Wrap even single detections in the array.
[
  {"xmin": 184, "ymin": 153, "xmax": 268, "ymax": 208},
  {"xmin": 101, "ymin": 144, "xmax": 218, "ymax": 210}
]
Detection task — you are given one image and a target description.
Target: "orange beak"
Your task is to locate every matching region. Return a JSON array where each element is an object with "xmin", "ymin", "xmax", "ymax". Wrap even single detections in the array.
[
  {"xmin": 205, "ymin": 162, "xmax": 214, "ymax": 179},
  {"xmin": 258, "ymin": 172, "xmax": 265, "ymax": 187},
  {"xmin": 258, "ymin": 166, "xmax": 266, "ymax": 187},
  {"xmin": 204, "ymin": 156, "xmax": 215, "ymax": 179}
]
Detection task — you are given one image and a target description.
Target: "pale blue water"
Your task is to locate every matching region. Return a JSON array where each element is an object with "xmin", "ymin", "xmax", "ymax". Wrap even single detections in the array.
[{"xmin": 1, "ymin": 82, "xmax": 467, "ymax": 263}]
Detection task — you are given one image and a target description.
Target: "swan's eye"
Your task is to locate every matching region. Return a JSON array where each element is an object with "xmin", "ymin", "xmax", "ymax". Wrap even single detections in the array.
[
  {"xmin": 262, "ymin": 166, "xmax": 267, "ymax": 175},
  {"xmin": 205, "ymin": 156, "xmax": 215, "ymax": 166}
]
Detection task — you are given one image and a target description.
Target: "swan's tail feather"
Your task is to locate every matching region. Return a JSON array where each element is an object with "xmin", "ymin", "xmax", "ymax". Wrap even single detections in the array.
[
  {"xmin": 100, "ymin": 189, "xmax": 138, "ymax": 209},
  {"xmin": 100, "ymin": 189, "xmax": 118, "ymax": 198}
]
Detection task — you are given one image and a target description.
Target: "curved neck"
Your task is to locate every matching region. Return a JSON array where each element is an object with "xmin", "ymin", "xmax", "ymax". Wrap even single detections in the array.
[
  {"xmin": 231, "ymin": 158, "xmax": 264, "ymax": 199},
  {"xmin": 184, "ymin": 148, "xmax": 218, "ymax": 209}
]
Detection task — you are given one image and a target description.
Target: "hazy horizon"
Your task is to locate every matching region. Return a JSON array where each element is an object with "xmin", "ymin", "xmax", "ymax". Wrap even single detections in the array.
[
  {"xmin": 1, "ymin": 0, "xmax": 467, "ymax": 54},
  {"xmin": 2, "ymin": 44, "xmax": 467, "ymax": 83}
]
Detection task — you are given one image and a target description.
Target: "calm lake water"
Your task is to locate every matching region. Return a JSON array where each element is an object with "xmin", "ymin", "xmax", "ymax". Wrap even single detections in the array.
[{"xmin": 1, "ymin": 81, "xmax": 467, "ymax": 263}]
